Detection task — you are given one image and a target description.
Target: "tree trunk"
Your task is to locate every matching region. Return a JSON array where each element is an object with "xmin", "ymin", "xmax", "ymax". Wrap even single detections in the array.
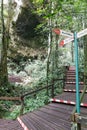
[
  {"xmin": 0, "ymin": 0, "xmax": 8, "ymax": 86},
  {"xmin": 46, "ymin": 0, "xmax": 53, "ymax": 95},
  {"xmin": 84, "ymin": 36, "xmax": 87, "ymax": 86}
]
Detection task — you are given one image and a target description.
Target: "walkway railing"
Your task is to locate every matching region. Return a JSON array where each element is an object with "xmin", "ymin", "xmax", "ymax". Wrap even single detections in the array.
[{"xmin": 0, "ymin": 66, "xmax": 69, "ymax": 115}]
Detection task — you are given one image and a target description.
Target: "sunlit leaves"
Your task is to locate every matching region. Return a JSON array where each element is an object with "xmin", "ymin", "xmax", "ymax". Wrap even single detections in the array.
[{"xmin": 34, "ymin": 0, "xmax": 44, "ymax": 4}]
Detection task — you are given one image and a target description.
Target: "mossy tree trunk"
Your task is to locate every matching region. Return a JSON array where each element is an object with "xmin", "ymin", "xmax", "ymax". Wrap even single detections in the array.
[
  {"xmin": 0, "ymin": 0, "xmax": 8, "ymax": 86},
  {"xmin": 0, "ymin": 0, "xmax": 14, "ymax": 87}
]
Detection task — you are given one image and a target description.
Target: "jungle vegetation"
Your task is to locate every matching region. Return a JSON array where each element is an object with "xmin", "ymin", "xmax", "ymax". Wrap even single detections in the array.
[{"xmin": 0, "ymin": 0, "xmax": 87, "ymax": 119}]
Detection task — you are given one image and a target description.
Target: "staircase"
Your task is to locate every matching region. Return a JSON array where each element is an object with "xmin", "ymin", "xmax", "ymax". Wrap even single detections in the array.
[{"xmin": 0, "ymin": 66, "xmax": 87, "ymax": 130}]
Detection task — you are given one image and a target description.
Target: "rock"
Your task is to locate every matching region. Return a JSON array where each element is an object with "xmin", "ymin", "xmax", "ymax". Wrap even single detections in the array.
[{"xmin": 17, "ymin": 71, "xmax": 27, "ymax": 77}]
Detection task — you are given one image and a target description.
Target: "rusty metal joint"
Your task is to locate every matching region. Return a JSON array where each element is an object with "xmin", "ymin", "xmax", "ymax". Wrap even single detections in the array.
[{"xmin": 74, "ymin": 113, "xmax": 87, "ymax": 126}]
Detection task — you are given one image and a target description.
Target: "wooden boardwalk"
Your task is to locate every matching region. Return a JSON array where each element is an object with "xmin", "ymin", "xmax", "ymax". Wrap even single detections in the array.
[
  {"xmin": 0, "ymin": 119, "xmax": 23, "ymax": 130},
  {"xmin": 0, "ymin": 66, "xmax": 87, "ymax": 130}
]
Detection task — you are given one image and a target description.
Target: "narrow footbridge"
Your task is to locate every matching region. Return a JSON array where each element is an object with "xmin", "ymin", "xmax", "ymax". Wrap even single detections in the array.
[{"xmin": 0, "ymin": 67, "xmax": 87, "ymax": 130}]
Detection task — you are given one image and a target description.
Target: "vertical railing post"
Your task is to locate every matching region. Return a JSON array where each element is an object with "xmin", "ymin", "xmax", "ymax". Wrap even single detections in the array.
[
  {"xmin": 74, "ymin": 32, "xmax": 80, "ymax": 114},
  {"xmin": 52, "ymin": 79, "xmax": 54, "ymax": 98},
  {"xmin": 20, "ymin": 96, "xmax": 24, "ymax": 115},
  {"xmin": 74, "ymin": 32, "xmax": 81, "ymax": 130}
]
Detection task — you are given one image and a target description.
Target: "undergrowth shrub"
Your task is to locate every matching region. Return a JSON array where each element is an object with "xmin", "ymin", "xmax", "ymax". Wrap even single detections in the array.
[{"xmin": 23, "ymin": 90, "xmax": 49, "ymax": 114}]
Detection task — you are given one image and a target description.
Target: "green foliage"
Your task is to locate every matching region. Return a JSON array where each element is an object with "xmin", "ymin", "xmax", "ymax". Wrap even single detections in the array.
[
  {"xmin": 5, "ymin": 105, "xmax": 21, "ymax": 119},
  {"xmin": 0, "ymin": 104, "xmax": 8, "ymax": 118},
  {"xmin": 0, "ymin": 83, "xmax": 25, "ymax": 96},
  {"xmin": 0, "ymin": 0, "xmax": 87, "ymax": 120},
  {"xmin": 23, "ymin": 90, "xmax": 49, "ymax": 114},
  {"xmin": 0, "ymin": 100, "xmax": 16, "ymax": 119}
]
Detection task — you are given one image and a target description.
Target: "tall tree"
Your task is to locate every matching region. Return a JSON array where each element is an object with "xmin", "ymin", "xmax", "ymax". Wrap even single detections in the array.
[
  {"xmin": 0, "ymin": 0, "xmax": 8, "ymax": 86},
  {"xmin": 0, "ymin": 0, "xmax": 14, "ymax": 87}
]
